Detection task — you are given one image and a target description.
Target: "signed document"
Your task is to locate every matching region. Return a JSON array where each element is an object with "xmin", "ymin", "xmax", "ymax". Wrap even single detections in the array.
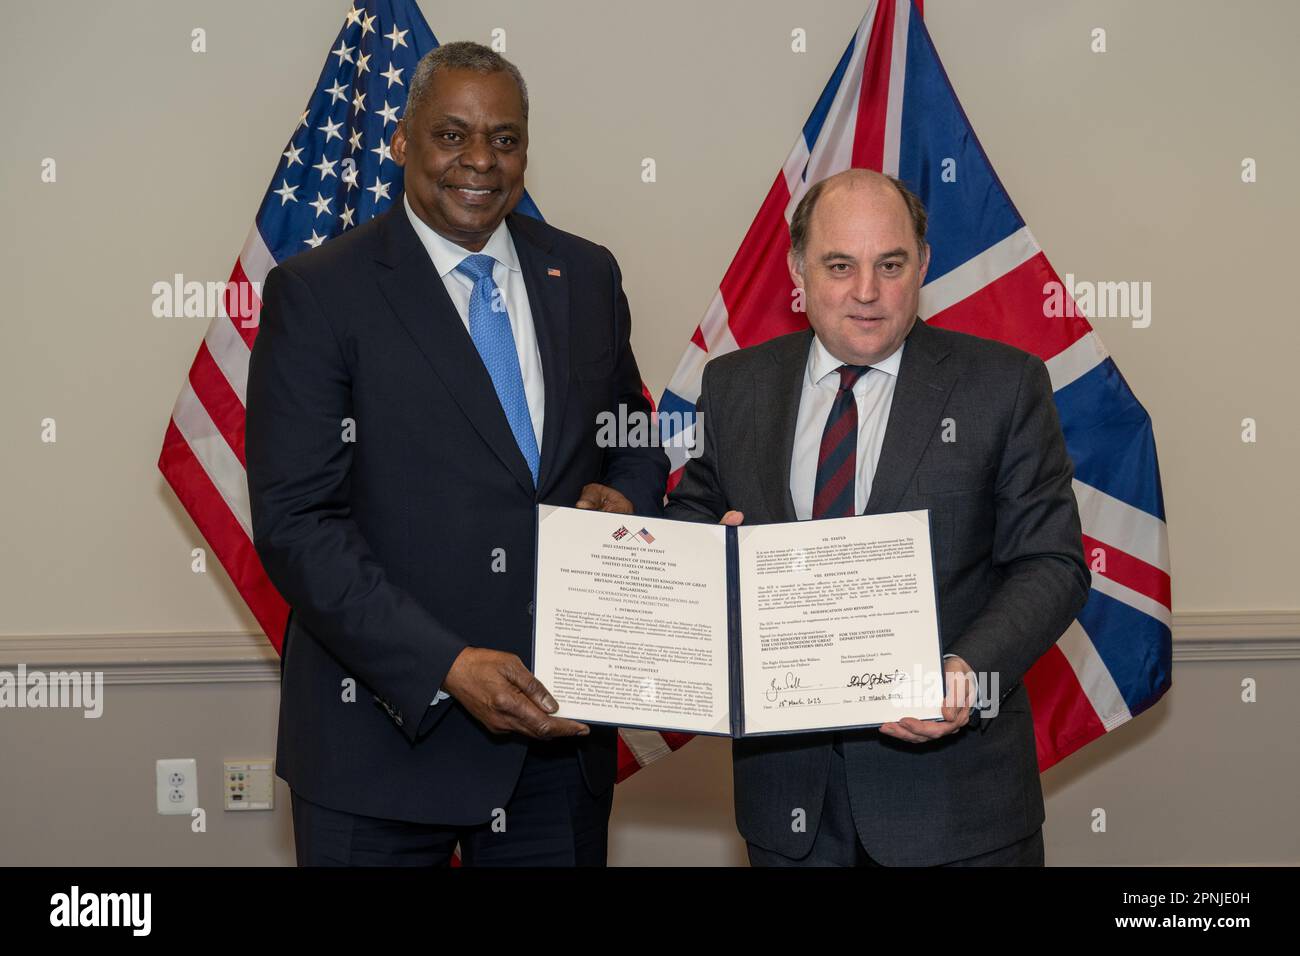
[{"xmin": 532, "ymin": 505, "xmax": 943, "ymax": 737}]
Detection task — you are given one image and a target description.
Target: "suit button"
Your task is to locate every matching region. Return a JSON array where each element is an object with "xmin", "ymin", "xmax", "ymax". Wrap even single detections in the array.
[{"xmin": 527, "ymin": 601, "xmax": 535, "ymax": 616}]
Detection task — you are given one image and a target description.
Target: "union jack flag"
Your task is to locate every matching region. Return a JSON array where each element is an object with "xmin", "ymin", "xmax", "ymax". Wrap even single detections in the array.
[{"xmin": 634, "ymin": 0, "xmax": 1173, "ymax": 779}]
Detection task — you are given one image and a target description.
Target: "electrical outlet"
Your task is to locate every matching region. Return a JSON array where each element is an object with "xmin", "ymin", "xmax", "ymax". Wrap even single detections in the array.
[{"xmin": 156, "ymin": 758, "xmax": 198, "ymax": 815}]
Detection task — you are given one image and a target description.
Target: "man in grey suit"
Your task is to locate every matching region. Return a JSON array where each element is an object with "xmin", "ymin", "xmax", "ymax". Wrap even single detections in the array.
[{"xmin": 665, "ymin": 169, "xmax": 1090, "ymax": 866}]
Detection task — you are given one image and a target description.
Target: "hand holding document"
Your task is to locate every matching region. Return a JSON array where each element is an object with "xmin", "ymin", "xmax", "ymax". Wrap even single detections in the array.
[{"xmin": 531, "ymin": 505, "xmax": 945, "ymax": 737}]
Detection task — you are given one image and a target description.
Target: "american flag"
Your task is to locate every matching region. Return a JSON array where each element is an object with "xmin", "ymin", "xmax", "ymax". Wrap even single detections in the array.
[
  {"xmin": 637, "ymin": 528, "xmax": 656, "ymax": 544},
  {"xmin": 160, "ymin": 1, "xmax": 442, "ymax": 649},
  {"xmin": 641, "ymin": 0, "xmax": 1173, "ymax": 778},
  {"xmin": 158, "ymin": 0, "xmax": 667, "ymax": 786}
]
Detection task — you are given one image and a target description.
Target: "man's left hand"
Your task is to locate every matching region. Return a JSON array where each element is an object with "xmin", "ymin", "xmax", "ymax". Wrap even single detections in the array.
[
  {"xmin": 575, "ymin": 483, "xmax": 634, "ymax": 514},
  {"xmin": 878, "ymin": 655, "xmax": 976, "ymax": 744}
]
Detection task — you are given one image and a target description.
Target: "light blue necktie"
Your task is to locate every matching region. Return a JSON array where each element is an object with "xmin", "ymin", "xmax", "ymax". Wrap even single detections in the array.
[{"xmin": 455, "ymin": 253, "xmax": 540, "ymax": 486}]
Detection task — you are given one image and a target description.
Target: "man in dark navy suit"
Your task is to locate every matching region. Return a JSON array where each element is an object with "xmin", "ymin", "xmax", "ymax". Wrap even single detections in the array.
[{"xmin": 246, "ymin": 42, "xmax": 667, "ymax": 866}]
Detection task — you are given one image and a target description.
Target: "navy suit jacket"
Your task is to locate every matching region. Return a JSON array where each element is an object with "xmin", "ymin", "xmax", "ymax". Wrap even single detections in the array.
[{"xmin": 246, "ymin": 204, "xmax": 668, "ymax": 825}]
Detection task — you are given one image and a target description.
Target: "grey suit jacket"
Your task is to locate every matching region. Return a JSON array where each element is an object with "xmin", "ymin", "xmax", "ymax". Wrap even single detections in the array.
[{"xmin": 664, "ymin": 317, "xmax": 1090, "ymax": 865}]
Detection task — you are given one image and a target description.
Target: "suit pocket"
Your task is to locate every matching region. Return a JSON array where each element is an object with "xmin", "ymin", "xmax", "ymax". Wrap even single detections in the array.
[{"xmin": 915, "ymin": 464, "xmax": 996, "ymax": 495}]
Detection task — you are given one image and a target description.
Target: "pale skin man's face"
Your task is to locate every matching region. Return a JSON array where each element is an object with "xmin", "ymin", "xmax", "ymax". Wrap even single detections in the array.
[
  {"xmin": 391, "ymin": 67, "xmax": 528, "ymax": 252},
  {"xmin": 788, "ymin": 181, "xmax": 930, "ymax": 367}
]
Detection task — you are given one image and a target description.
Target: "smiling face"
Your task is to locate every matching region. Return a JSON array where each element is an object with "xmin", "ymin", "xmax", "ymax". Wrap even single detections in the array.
[
  {"xmin": 788, "ymin": 176, "xmax": 930, "ymax": 367},
  {"xmin": 391, "ymin": 67, "xmax": 527, "ymax": 251}
]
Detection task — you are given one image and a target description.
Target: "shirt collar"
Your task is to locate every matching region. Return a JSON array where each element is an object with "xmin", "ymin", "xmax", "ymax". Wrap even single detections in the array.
[
  {"xmin": 403, "ymin": 193, "xmax": 520, "ymax": 279},
  {"xmin": 807, "ymin": 332, "xmax": 906, "ymax": 388}
]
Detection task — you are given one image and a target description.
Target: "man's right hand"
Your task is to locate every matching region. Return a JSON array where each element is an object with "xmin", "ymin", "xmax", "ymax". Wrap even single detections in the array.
[
  {"xmin": 720, "ymin": 510, "xmax": 744, "ymax": 526},
  {"xmin": 442, "ymin": 647, "xmax": 590, "ymax": 739}
]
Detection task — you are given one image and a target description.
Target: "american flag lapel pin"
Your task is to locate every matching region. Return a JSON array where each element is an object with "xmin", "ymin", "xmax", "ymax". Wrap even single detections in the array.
[{"xmin": 547, "ymin": 267, "xmax": 562, "ymax": 277}]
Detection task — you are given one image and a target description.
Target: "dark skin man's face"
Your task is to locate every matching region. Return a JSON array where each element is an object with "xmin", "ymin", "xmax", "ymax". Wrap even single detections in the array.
[{"xmin": 391, "ymin": 68, "xmax": 527, "ymax": 251}]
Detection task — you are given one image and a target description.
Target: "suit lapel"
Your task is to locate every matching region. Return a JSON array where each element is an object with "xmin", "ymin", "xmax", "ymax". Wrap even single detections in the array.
[
  {"xmin": 373, "ymin": 206, "xmax": 536, "ymax": 495},
  {"xmin": 863, "ymin": 318, "xmax": 957, "ymax": 515},
  {"xmin": 753, "ymin": 330, "xmax": 812, "ymax": 522},
  {"xmin": 507, "ymin": 214, "xmax": 570, "ymax": 495}
]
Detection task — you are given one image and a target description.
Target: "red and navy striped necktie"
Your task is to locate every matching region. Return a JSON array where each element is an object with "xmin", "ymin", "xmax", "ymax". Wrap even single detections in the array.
[{"xmin": 812, "ymin": 364, "xmax": 871, "ymax": 519}]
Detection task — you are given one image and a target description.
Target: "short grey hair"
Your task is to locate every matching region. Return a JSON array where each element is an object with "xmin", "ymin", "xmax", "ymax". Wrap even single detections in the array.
[
  {"xmin": 789, "ymin": 171, "xmax": 928, "ymax": 271},
  {"xmin": 405, "ymin": 41, "xmax": 529, "ymax": 120}
]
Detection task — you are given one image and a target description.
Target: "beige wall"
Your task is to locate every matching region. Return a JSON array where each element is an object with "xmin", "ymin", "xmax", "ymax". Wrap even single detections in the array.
[{"xmin": 1, "ymin": 0, "xmax": 1296, "ymax": 865}]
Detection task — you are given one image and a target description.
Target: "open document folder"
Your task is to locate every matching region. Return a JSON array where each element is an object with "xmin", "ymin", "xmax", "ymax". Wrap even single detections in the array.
[{"xmin": 532, "ymin": 505, "xmax": 945, "ymax": 737}]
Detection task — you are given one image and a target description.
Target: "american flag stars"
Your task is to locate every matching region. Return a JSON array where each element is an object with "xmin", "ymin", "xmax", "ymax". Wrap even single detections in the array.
[
  {"xmin": 263, "ymin": 4, "xmax": 418, "ymax": 257},
  {"xmin": 384, "ymin": 24, "xmax": 408, "ymax": 50},
  {"xmin": 273, "ymin": 179, "xmax": 297, "ymax": 205},
  {"xmin": 318, "ymin": 117, "xmax": 343, "ymax": 143}
]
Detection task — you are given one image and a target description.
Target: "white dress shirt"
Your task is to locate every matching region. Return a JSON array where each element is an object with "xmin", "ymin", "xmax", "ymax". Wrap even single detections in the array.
[
  {"xmin": 403, "ymin": 195, "xmax": 546, "ymax": 707},
  {"xmin": 402, "ymin": 194, "xmax": 545, "ymax": 446},
  {"xmin": 788, "ymin": 332, "xmax": 974, "ymax": 704},
  {"xmin": 789, "ymin": 335, "xmax": 904, "ymax": 521}
]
